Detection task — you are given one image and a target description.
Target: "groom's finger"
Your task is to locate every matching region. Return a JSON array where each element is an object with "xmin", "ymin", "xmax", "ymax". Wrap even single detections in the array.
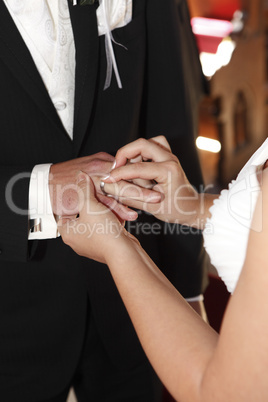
[
  {"xmin": 77, "ymin": 173, "xmax": 139, "ymax": 221},
  {"xmin": 76, "ymin": 173, "xmax": 109, "ymax": 216}
]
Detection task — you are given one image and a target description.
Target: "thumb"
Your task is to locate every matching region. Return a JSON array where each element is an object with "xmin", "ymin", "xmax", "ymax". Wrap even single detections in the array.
[
  {"xmin": 76, "ymin": 172, "xmax": 98, "ymax": 215},
  {"xmin": 57, "ymin": 215, "xmax": 75, "ymax": 238}
]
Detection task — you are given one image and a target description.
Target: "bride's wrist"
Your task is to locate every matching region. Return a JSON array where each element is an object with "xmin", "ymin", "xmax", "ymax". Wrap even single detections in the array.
[
  {"xmin": 104, "ymin": 230, "xmax": 141, "ymax": 265},
  {"xmin": 186, "ymin": 193, "xmax": 218, "ymax": 229}
]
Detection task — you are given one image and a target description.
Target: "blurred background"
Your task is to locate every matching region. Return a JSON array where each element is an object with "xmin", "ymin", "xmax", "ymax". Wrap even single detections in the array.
[{"xmin": 190, "ymin": 0, "xmax": 268, "ymax": 188}]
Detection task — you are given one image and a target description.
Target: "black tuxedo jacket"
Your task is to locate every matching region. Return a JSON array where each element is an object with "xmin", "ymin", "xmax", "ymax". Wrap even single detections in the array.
[{"xmin": 0, "ymin": 0, "xmax": 207, "ymax": 400}]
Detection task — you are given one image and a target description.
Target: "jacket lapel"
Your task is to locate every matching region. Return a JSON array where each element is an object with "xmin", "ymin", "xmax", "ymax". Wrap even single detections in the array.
[
  {"xmin": 0, "ymin": 1, "xmax": 67, "ymax": 137},
  {"xmin": 68, "ymin": 2, "xmax": 100, "ymax": 156},
  {"xmin": 0, "ymin": 1, "xmax": 100, "ymax": 149}
]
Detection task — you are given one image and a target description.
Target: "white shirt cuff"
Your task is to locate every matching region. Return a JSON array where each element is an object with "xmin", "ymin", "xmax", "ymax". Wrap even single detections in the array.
[{"xmin": 28, "ymin": 164, "xmax": 59, "ymax": 240}]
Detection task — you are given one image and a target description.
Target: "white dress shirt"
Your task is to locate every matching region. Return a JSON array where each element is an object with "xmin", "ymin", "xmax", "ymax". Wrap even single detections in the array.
[{"xmin": 3, "ymin": 0, "xmax": 75, "ymax": 239}]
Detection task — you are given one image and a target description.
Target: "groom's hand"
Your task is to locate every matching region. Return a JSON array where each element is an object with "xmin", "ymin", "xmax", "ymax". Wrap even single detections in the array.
[{"xmin": 49, "ymin": 153, "xmax": 161, "ymax": 221}]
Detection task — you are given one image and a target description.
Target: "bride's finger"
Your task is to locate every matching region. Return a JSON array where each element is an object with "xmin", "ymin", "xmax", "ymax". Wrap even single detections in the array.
[
  {"xmin": 148, "ymin": 135, "xmax": 172, "ymax": 152},
  {"xmin": 115, "ymin": 138, "xmax": 176, "ymax": 167},
  {"xmin": 131, "ymin": 177, "xmax": 155, "ymax": 189},
  {"xmin": 105, "ymin": 161, "xmax": 177, "ymax": 186},
  {"xmin": 127, "ymin": 156, "xmax": 154, "ymax": 188},
  {"xmin": 110, "ymin": 190, "xmax": 165, "ymax": 219},
  {"xmin": 97, "ymin": 193, "xmax": 137, "ymax": 222},
  {"xmin": 102, "ymin": 178, "xmax": 161, "ymax": 203},
  {"xmin": 129, "ymin": 155, "xmax": 142, "ymax": 163}
]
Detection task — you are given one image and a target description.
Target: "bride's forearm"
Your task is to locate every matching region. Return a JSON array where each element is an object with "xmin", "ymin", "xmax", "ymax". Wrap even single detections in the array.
[
  {"xmin": 105, "ymin": 235, "xmax": 218, "ymax": 402},
  {"xmin": 103, "ymin": 183, "xmax": 267, "ymax": 402}
]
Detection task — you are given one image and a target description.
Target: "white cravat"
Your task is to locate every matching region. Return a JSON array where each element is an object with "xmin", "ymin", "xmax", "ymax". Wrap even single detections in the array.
[{"xmin": 3, "ymin": 0, "xmax": 75, "ymax": 138}]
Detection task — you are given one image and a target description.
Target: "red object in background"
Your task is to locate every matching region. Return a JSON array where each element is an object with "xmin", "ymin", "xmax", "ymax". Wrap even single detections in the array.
[
  {"xmin": 209, "ymin": 0, "xmax": 241, "ymax": 20},
  {"xmin": 191, "ymin": 17, "xmax": 233, "ymax": 53}
]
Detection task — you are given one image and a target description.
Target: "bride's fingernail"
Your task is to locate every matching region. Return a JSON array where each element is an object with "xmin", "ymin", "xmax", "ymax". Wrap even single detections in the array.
[
  {"xmin": 148, "ymin": 192, "xmax": 162, "ymax": 201},
  {"xmin": 111, "ymin": 160, "xmax": 116, "ymax": 170},
  {"xmin": 101, "ymin": 174, "xmax": 110, "ymax": 181},
  {"xmin": 129, "ymin": 211, "xmax": 138, "ymax": 219}
]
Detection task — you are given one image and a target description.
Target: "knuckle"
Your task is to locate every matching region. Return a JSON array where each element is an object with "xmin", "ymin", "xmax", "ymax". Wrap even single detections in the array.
[
  {"xmin": 87, "ymin": 159, "xmax": 108, "ymax": 173},
  {"xmin": 156, "ymin": 135, "xmax": 167, "ymax": 143},
  {"xmin": 138, "ymin": 138, "xmax": 147, "ymax": 147},
  {"xmin": 94, "ymin": 151, "xmax": 111, "ymax": 160},
  {"xmin": 166, "ymin": 160, "xmax": 179, "ymax": 173},
  {"xmin": 115, "ymin": 148, "xmax": 124, "ymax": 159},
  {"xmin": 169, "ymin": 153, "xmax": 179, "ymax": 163}
]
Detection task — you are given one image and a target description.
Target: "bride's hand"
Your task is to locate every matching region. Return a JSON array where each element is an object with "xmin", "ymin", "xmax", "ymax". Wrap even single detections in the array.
[
  {"xmin": 104, "ymin": 136, "xmax": 203, "ymax": 227},
  {"xmin": 57, "ymin": 173, "xmax": 135, "ymax": 263}
]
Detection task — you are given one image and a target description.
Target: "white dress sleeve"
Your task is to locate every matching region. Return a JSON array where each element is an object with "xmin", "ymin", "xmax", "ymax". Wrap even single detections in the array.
[{"xmin": 203, "ymin": 138, "xmax": 268, "ymax": 293}]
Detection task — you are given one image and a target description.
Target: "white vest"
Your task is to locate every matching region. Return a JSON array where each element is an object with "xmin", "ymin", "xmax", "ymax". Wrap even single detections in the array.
[{"xmin": 3, "ymin": 0, "xmax": 75, "ymax": 139}]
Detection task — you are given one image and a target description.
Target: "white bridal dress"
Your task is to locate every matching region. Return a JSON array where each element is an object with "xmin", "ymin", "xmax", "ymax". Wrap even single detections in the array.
[{"xmin": 203, "ymin": 138, "xmax": 268, "ymax": 293}]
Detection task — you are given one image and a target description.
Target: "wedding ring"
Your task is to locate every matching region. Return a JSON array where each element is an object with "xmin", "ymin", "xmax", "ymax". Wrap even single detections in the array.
[{"xmin": 100, "ymin": 180, "xmax": 108, "ymax": 196}]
